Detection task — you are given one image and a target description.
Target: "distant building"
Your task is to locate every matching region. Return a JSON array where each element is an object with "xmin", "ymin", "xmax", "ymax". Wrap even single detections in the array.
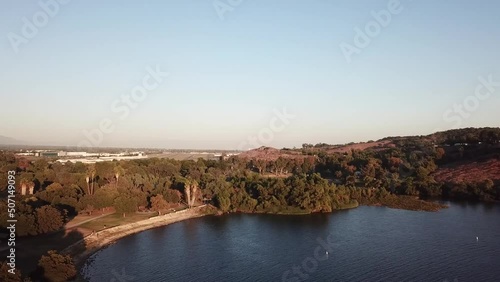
[
  {"xmin": 66, "ymin": 152, "xmax": 87, "ymax": 157},
  {"xmin": 16, "ymin": 152, "xmax": 35, "ymax": 156},
  {"xmin": 37, "ymin": 151, "xmax": 58, "ymax": 157},
  {"xmin": 56, "ymin": 154, "xmax": 148, "ymax": 164}
]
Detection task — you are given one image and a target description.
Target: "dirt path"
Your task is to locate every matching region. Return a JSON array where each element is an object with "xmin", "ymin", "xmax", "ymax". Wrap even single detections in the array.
[{"xmin": 63, "ymin": 205, "xmax": 211, "ymax": 267}]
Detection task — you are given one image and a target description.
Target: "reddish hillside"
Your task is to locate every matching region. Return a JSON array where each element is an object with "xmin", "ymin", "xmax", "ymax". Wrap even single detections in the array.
[
  {"xmin": 433, "ymin": 158, "xmax": 500, "ymax": 183},
  {"xmin": 238, "ymin": 141, "xmax": 396, "ymax": 161},
  {"xmin": 324, "ymin": 140, "xmax": 395, "ymax": 154}
]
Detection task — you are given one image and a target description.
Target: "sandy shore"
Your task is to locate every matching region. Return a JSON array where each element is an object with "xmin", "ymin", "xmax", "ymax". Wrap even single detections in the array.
[{"xmin": 62, "ymin": 205, "xmax": 212, "ymax": 268}]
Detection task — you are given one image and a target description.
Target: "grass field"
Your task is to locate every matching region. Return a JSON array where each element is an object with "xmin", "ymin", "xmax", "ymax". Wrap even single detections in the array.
[{"xmin": 79, "ymin": 212, "xmax": 155, "ymax": 231}]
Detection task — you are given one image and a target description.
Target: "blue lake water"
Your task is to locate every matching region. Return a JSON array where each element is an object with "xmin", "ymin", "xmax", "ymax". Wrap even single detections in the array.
[{"xmin": 82, "ymin": 202, "xmax": 500, "ymax": 282}]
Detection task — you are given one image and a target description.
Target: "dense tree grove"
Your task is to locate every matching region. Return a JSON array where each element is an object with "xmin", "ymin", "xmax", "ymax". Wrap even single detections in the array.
[
  {"xmin": 0, "ymin": 128, "xmax": 499, "ymax": 239},
  {"xmin": 36, "ymin": 250, "xmax": 76, "ymax": 282}
]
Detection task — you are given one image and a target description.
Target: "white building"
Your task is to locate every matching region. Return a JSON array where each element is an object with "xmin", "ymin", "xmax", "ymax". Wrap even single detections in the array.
[{"xmin": 66, "ymin": 152, "xmax": 88, "ymax": 157}]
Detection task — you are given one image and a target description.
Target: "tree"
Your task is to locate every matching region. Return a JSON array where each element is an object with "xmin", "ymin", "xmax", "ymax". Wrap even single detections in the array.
[
  {"xmin": 189, "ymin": 180, "xmax": 198, "ymax": 207},
  {"xmin": 85, "ymin": 175, "xmax": 90, "ymax": 195},
  {"xmin": 19, "ymin": 178, "xmax": 34, "ymax": 195},
  {"xmin": 93, "ymin": 185, "xmax": 119, "ymax": 210},
  {"xmin": 183, "ymin": 178, "xmax": 199, "ymax": 208},
  {"xmin": 415, "ymin": 166, "xmax": 430, "ymax": 182},
  {"xmin": 113, "ymin": 195, "xmax": 138, "ymax": 217},
  {"xmin": 114, "ymin": 165, "xmax": 125, "ymax": 187},
  {"xmin": 17, "ymin": 213, "xmax": 38, "ymax": 236},
  {"xmin": 346, "ymin": 175, "xmax": 356, "ymax": 187},
  {"xmin": 35, "ymin": 206, "xmax": 64, "ymax": 234},
  {"xmin": 401, "ymin": 177, "xmax": 418, "ymax": 196},
  {"xmin": 0, "ymin": 261, "xmax": 23, "ymax": 282},
  {"xmin": 86, "ymin": 164, "xmax": 96, "ymax": 195},
  {"xmin": 95, "ymin": 162, "xmax": 115, "ymax": 184},
  {"xmin": 37, "ymin": 250, "xmax": 76, "ymax": 282},
  {"xmin": 46, "ymin": 182, "xmax": 63, "ymax": 192},
  {"xmin": 215, "ymin": 192, "xmax": 231, "ymax": 212},
  {"xmin": 184, "ymin": 181, "xmax": 191, "ymax": 207},
  {"xmin": 150, "ymin": 194, "xmax": 168, "ymax": 215},
  {"xmin": 481, "ymin": 179, "xmax": 494, "ymax": 192},
  {"xmin": 435, "ymin": 147, "xmax": 445, "ymax": 160},
  {"xmin": 275, "ymin": 157, "xmax": 290, "ymax": 175},
  {"xmin": 255, "ymin": 159, "xmax": 267, "ymax": 174},
  {"xmin": 302, "ymin": 143, "xmax": 313, "ymax": 149},
  {"xmin": 162, "ymin": 189, "xmax": 181, "ymax": 203}
]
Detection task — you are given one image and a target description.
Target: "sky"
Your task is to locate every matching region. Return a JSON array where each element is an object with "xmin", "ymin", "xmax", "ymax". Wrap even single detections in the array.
[{"xmin": 1, "ymin": 0, "xmax": 499, "ymax": 150}]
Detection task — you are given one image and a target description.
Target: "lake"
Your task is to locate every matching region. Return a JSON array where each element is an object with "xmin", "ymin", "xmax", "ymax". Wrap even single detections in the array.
[{"xmin": 82, "ymin": 202, "xmax": 500, "ymax": 281}]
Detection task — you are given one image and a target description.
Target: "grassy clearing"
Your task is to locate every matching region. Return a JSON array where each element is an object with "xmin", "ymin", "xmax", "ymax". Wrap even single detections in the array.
[
  {"xmin": 78, "ymin": 212, "xmax": 155, "ymax": 231},
  {"xmin": 360, "ymin": 195, "xmax": 447, "ymax": 212}
]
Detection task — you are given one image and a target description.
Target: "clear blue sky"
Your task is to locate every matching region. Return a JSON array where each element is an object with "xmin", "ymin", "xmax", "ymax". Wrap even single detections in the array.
[{"xmin": 1, "ymin": 0, "xmax": 499, "ymax": 149}]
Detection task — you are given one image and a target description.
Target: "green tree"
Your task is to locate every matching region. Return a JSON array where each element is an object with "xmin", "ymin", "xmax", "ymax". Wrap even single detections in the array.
[
  {"xmin": 93, "ymin": 185, "xmax": 119, "ymax": 210},
  {"xmin": 95, "ymin": 162, "xmax": 116, "ymax": 185},
  {"xmin": 215, "ymin": 193, "xmax": 231, "ymax": 212},
  {"xmin": 113, "ymin": 195, "xmax": 138, "ymax": 217}
]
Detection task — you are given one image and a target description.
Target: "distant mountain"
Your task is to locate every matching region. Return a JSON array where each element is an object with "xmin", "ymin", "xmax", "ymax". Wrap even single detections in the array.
[{"xmin": 0, "ymin": 135, "xmax": 25, "ymax": 145}]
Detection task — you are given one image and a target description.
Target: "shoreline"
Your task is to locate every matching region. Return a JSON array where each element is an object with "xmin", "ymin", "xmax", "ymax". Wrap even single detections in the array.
[
  {"xmin": 69, "ymin": 198, "xmax": 446, "ymax": 279},
  {"xmin": 63, "ymin": 205, "xmax": 213, "ymax": 271}
]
